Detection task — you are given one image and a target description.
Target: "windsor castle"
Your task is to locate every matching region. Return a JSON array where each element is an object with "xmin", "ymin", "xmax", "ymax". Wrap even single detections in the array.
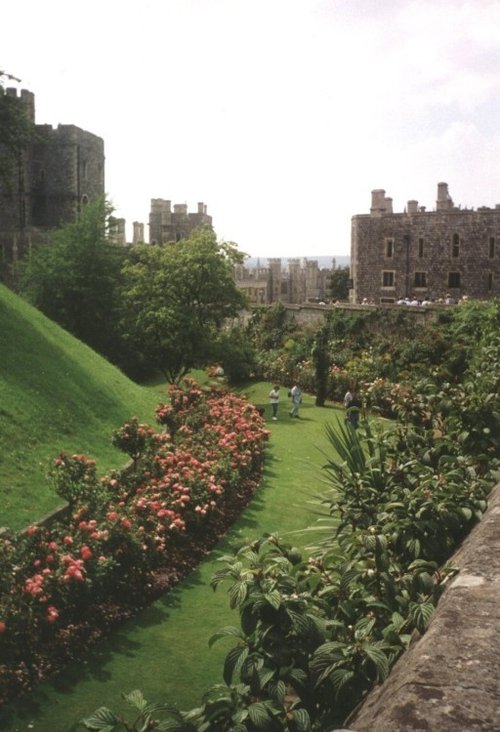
[{"xmin": 1, "ymin": 87, "xmax": 498, "ymax": 303}]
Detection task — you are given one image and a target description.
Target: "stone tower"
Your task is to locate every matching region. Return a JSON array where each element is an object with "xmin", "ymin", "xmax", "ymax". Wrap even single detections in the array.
[
  {"xmin": 267, "ymin": 258, "xmax": 282, "ymax": 303},
  {"xmin": 148, "ymin": 199, "xmax": 212, "ymax": 244},
  {"xmin": 0, "ymin": 87, "xmax": 104, "ymax": 276}
]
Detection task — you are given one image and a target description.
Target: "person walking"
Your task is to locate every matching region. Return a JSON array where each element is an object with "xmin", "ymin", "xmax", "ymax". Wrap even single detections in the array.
[
  {"xmin": 344, "ymin": 389, "xmax": 362, "ymax": 428},
  {"xmin": 268, "ymin": 385, "xmax": 280, "ymax": 420},
  {"xmin": 289, "ymin": 384, "xmax": 302, "ymax": 418}
]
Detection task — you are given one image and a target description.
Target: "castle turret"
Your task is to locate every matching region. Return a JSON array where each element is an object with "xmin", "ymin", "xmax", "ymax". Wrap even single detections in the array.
[
  {"xmin": 133, "ymin": 221, "xmax": 145, "ymax": 244},
  {"xmin": 436, "ymin": 182, "xmax": 454, "ymax": 211},
  {"xmin": 370, "ymin": 189, "xmax": 393, "ymax": 215},
  {"xmin": 5, "ymin": 87, "xmax": 35, "ymax": 122}
]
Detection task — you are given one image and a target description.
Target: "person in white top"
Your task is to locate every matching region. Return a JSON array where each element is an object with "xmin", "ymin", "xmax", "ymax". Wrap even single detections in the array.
[
  {"xmin": 268, "ymin": 385, "xmax": 280, "ymax": 420},
  {"xmin": 289, "ymin": 384, "xmax": 302, "ymax": 418}
]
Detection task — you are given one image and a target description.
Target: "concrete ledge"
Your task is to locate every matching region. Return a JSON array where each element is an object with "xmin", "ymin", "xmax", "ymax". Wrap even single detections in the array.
[{"xmin": 344, "ymin": 482, "xmax": 500, "ymax": 732}]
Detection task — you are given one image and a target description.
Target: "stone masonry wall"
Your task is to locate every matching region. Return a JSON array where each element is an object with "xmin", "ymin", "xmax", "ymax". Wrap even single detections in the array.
[
  {"xmin": 351, "ymin": 185, "xmax": 500, "ymax": 304},
  {"xmin": 0, "ymin": 89, "xmax": 104, "ymax": 269}
]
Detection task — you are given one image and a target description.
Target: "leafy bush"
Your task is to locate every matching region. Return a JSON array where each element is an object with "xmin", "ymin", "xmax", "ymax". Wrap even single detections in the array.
[
  {"xmin": 0, "ymin": 379, "xmax": 269, "ymax": 705},
  {"xmin": 81, "ymin": 301, "xmax": 500, "ymax": 730}
]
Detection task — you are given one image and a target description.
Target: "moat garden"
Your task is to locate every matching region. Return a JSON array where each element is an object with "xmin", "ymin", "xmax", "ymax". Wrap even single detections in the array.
[{"xmin": 0, "ymin": 284, "xmax": 499, "ymax": 731}]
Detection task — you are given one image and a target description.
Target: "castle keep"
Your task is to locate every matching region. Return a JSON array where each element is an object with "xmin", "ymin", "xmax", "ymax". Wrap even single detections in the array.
[
  {"xmin": 0, "ymin": 88, "xmax": 104, "ymax": 274},
  {"xmin": 149, "ymin": 199, "xmax": 212, "ymax": 244},
  {"xmin": 351, "ymin": 182, "xmax": 500, "ymax": 303}
]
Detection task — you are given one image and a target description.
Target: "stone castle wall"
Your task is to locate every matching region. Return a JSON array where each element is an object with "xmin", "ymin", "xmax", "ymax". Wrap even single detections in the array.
[
  {"xmin": 351, "ymin": 183, "xmax": 500, "ymax": 304},
  {"xmin": 0, "ymin": 88, "xmax": 104, "ymax": 271}
]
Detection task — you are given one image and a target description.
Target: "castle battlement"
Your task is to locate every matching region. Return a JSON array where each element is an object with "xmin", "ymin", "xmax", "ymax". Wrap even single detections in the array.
[
  {"xmin": 148, "ymin": 199, "xmax": 212, "ymax": 244},
  {"xmin": 5, "ymin": 87, "xmax": 35, "ymax": 121}
]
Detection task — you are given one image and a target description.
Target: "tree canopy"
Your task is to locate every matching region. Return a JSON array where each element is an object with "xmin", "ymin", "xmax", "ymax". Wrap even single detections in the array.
[
  {"xmin": 119, "ymin": 228, "xmax": 247, "ymax": 383},
  {"xmin": 330, "ymin": 265, "xmax": 351, "ymax": 301},
  {"xmin": 20, "ymin": 197, "xmax": 127, "ymax": 357}
]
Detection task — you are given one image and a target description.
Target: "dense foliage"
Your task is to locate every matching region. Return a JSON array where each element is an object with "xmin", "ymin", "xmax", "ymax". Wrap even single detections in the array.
[
  {"xmin": 19, "ymin": 197, "xmax": 128, "ymax": 362},
  {"xmin": 0, "ymin": 380, "xmax": 269, "ymax": 706},
  {"xmin": 118, "ymin": 229, "xmax": 247, "ymax": 383},
  {"xmin": 19, "ymin": 210, "xmax": 248, "ymax": 381},
  {"xmin": 80, "ymin": 300, "xmax": 499, "ymax": 731}
]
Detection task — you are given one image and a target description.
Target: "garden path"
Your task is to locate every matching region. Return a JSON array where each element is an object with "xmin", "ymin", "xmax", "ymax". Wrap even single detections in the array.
[{"xmin": 0, "ymin": 384, "xmax": 344, "ymax": 732}]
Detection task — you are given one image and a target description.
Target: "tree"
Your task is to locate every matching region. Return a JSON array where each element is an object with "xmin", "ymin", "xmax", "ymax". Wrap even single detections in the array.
[
  {"xmin": 312, "ymin": 323, "xmax": 331, "ymax": 406},
  {"xmin": 19, "ymin": 197, "xmax": 127, "ymax": 358},
  {"xmin": 119, "ymin": 228, "xmax": 247, "ymax": 383},
  {"xmin": 330, "ymin": 265, "xmax": 351, "ymax": 301}
]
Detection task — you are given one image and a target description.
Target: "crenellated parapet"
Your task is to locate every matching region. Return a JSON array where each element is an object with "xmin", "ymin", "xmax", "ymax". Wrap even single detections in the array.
[{"xmin": 148, "ymin": 198, "xmax": 212, "ymax": 244}]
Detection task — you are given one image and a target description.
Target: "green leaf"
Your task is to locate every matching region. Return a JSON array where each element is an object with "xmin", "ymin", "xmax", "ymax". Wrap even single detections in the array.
[
  {"xmin": 328, "ymin": 667, "xmax": 355, "ymax": 696},
  {"xmin": 208, "ymin": 626, "xmax": 244, "ymax": 648},
  {"xmin": 272, "ymin": 679, "xmax": 286, "ymax": 704},
  {"xmin": 361, "ymin": 644, "xmax": 390, "ymax": 681},
  {"xmin": 253, "ymin": 667, "xmax": 274, "ymax": 692},
  {"xmin": 248, "ymin": 702, "xmax": 271, "ymax": 727},
  {"xmin": 264, "ymin": 590, "xmax": 282, "ymax": 610},
  {"xmin": 408, "ymin": 601, "xmax": 435, "ymax": 632},
  {"xmin": 223, "ymin": 645, "xmax": 249, "ymax": 685},
  {"xmin": 228, "ymin": 580, "xmax": 249, "ymax": 609},
  {"xmin": 291, "ymin": 707, "xmax": 311, "ymax": 731},
  {"xmin": 354, "ymin": 616, "xmax": 376, "ymax": 640},
  {"xmin": 80, "ymin": 707, "xmax": 120, "ymax": 731},
  {"xmin": 122, "ymin": 689, "xmax": 147, "ymax": 712}
]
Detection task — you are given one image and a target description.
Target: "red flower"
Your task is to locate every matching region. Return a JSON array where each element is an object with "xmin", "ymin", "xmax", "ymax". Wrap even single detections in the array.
[
  {"xmin": 46, "ymin": 606, "xmax": 59, "ymax": 623},
  {"xmin": 0, "ymin": 621, "xmax": 6, "ymax": 633},
  {"xmin": 80, "ymin": 546, "xmax": 93, "ymax": 561}
]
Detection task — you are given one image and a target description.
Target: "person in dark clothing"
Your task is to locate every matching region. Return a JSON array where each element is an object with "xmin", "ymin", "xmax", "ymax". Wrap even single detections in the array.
[{"xmin": 345, "ymin": 390, "xmax": 362, "ymax": 428}]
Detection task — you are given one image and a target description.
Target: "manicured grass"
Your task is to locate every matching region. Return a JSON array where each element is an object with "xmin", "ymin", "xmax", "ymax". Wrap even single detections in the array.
[
  {"xmin": 0, "ymin": 285, "xmax": 167, "ymax": 531},
  {"xmin": 0, "ymin": 384, "xmax": 345, "ymax": 732}
]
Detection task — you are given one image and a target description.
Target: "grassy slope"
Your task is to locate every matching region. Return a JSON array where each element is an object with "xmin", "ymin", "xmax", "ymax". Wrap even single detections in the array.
[
  {"xmin": 0, "ymin": 284, "xmax": 166, "ymax": 531},
  {"xmin": 0, "ymin": 385, "xmax": 344, "ymax": 731}
]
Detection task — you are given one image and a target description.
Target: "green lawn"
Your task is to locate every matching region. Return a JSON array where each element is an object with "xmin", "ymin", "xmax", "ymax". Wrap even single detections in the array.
[
  {"xmin": 0, "ymin": 384, "xmax": 345, "ymax": 732},
  {"xmin": 0, "ymin": 284, "xmax": 167, "ymax": 531}
]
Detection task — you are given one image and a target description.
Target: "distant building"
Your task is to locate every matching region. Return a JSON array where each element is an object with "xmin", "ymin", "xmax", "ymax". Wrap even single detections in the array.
[
  {"xmin": 351, "ymin": 182, "xmax": 500, "ymax": 304},
  {"xmin": 234, "ymin": 257, "xmax": 336, "ymax": 305},
  {"xmin": 148, "ymin": 199, "xmax": 212, "ymax": 244},
  {"xmin": 0, "ymin": 88, "xmax": 104, "ymax": 277}
]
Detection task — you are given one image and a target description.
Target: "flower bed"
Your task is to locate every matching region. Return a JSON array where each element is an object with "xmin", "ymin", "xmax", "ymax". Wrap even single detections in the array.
[{"xmin": 0, "ymin": 379, "xmax": 269, "ymax": 706}]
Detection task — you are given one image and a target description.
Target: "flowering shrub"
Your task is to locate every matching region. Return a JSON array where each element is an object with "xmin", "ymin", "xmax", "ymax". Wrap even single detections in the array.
[
  {"xmin": 111, "ymin": 418, "xmax": 159, "ymax": 463},
  {"xmin": 49, "ymin": 453, "xmax": 99, "ymax": 506},
  {"xmin": 0, "ymin": 379, "xmax": 269, "ymax": 705}
]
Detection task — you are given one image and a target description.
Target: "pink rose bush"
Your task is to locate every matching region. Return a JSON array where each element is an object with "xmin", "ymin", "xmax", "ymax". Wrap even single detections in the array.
[{"xmin": 0, "ymin": 378, "xmax": 269, "ymax": 704}]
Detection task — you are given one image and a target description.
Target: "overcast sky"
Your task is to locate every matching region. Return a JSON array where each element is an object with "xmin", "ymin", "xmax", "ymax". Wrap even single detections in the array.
[{"xmin": 3, "ymin": 0, "xmax": 500, "ymax": 257}]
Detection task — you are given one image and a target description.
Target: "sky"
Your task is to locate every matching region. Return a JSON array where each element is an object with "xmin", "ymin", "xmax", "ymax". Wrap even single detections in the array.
[{"xmin": 3, "ymin": 0, "xmax": 500, "ymax": 258}]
